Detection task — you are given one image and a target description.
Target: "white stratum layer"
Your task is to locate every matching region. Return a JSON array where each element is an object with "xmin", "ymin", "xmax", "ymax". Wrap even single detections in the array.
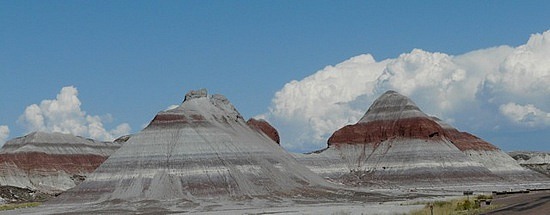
[
  {"xmin": 297, "ymin": 139, "xmax": 488, "ymax": 177},
  {"xmin": 62, "ymin": 92, "xmax": 334, "ymax": 202},
  {"xmin": 359, "ymin": 91, "xmax": 428, "ymax": 123},
  {"xmin": 464, "ymin": 149, "xmax": 528, "ymax": 172},
  {"xmin": 1, "ymin": 132, "xmax": 120, "ymax": 156}
]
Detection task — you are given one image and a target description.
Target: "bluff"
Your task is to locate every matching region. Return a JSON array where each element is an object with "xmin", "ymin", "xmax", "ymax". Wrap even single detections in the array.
[
  {"xmin": 297, "ymin": 90, "xmax": 546, "ymax": 187},
  {"xmin": 509, "ymin": 151, "xmax": 550, "ymax": 177},
  {"xmin": 0, "ymin": 132, "xmax": 122, "ymax": 193},
  {"xmin": 54, "ymin": 89, "xmax": 345, "ymax": 206}
]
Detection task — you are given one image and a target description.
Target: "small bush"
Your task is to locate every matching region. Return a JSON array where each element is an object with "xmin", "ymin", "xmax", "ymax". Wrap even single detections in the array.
[
  {"xmin": 456, "ymin": 199, "xmax": 470, "ymax": 210},
  {"xmin": 456, "ymin": 199, "xmax": 480, "ymax": 211}
]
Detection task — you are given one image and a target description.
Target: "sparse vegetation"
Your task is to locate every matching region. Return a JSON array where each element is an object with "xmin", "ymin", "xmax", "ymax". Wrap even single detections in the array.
[
  {"xmin": 410, "ymin": 196, "xmax": 498, "ymax": 215},
  {"xmin": 0, "ymin": 202, "xmax": 41, "ymax": 211},
  {"xmin": 475, "ymin": 194, "xmax": 493, "ymax": 200}
]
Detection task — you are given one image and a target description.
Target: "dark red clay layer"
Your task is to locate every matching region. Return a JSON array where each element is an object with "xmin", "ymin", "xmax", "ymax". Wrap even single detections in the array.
[
  {"xmin": 328, "ymin": 117, "xmax": 498, "ymax": 151},
  {"xmin": 0, "ymin": 152, "xmax": 108, "ymax": 173},
  {"xmin": 441, "ymin": 128, "xmax": 498, "ymax": 151},
  {"xmin": 149, "ymin": 114, "xmax": 206, "ymax": 125},
  {"xmin": 328, "ymin": 117, "xmax": 444, "ymax": 145},
  {"xmin": 247, "ymin": 118, "xmax": 280, "ymax": 144}
]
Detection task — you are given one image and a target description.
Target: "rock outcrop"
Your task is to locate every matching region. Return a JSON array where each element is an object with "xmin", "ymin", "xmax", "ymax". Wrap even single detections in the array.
[
  {"xmin": 246, "ymin": 118, "xmax": 280, "ymax": 144},
  {"xmin": 0, "ymin": 132, "xmax": 121, "ymax": 193},
  {"xmin": 297, "ymin": 90, "xmax": 546, "ymax": 187},
  {"xmin": 509, "ymin": 151, "xmax": 550, "ymax": 177},
  {"xmin": 55, "ymin": 89, "xmax": 343, "ymax": 205}
]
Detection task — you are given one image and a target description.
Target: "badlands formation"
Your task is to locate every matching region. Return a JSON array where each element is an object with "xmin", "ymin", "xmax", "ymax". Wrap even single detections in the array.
[
  {"xmin": 0, "ymin": 132, "xmax": 122, "ymax": 194},
  {"xmin": 3, "ymin": 89, "xmax": 549, "ymax": 214},
  {"xmin": 44, "ymin": 89, "xmax": 398, "ymax": 214},
  {"xmin": 296, "ymin": 90, "xmax": 548, "ymax": 188},
  {"xmin": 509, "ymin": 151, "xmax": 550, "ymax": 177}
]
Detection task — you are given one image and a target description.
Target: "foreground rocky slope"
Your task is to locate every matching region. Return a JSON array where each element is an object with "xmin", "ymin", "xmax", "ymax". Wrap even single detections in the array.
[
  {"xmin": 296, "ymin": 90, "xmax": 547, "ymax": 187},
  {"xmin": 54, "ymin": 89, "xmax": 358, "ymax": 206},
  {"xmin": 0, "ymin": 132, "xmax": 122, "ymax": 194}
]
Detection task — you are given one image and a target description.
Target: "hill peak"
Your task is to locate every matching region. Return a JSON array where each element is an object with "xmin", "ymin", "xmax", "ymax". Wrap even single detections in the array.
[
  {"xmin": 358, "ymin": 90, "xmax": 427, "ymax": 123},
  {"xmin": 149, "ymin": 89, "xmax": 244, "ymax": 127}
]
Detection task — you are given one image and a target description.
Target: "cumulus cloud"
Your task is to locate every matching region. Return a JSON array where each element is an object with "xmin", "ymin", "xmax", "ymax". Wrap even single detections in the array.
[
  {"xmin": 499, "ymin": 103, "xmax": 550, "ymax": 127},
  {"xmin": 270, "ymin": 54, "xmax": 388, "ymax": 146},
  {"xmin": 18, "ymin": 86, "xmax": 131, "ymax": 141},
  {"xmin": 0, "ymin": 125, "xmax": 9, "ymax": 145},
  {"xmin": 264, "ymin": 30, "xmax": 550, "ymax": 152},
  {"xmin": 485, "ymin": 31, "xmax": 550, "ymax": 106}
]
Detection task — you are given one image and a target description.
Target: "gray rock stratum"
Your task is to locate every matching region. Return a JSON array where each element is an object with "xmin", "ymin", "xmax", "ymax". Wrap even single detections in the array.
[
  {"xmin": 54, "ymin": 89, "xmax": 358, "ymax": 205},
  {"xmin": 509, "ymin": 151, "xmax": 550, "ymax": 177},
  {"xmin": 0, "ymin": 132, "xmax": 122, "ymax": 193},
  {"xmin": 296, "ymin": 90, "xmax": 548, "ymax": 187}
]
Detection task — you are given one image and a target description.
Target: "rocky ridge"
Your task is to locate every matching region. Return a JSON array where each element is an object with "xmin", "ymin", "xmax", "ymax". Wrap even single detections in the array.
[
  {"xmin": 297, "ymin": 90, "xmax": 547, "ymax": 187},
  {"xmin": 509, "ymin": 151, "xmax": 550, "ymax": 177},
  {"xmin": 54, "ymin": 89, "xmax": 355, "ymax": 206},
  {"xmin": 0, "ymin": 132, "xmax": 122, "ymax": 194}
]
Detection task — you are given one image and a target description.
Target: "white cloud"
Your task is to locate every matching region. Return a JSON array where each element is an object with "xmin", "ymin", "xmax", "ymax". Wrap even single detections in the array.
[
  {"xmin": 18, "ymin": 86, "xmax": 131, "ymax": 141},
  {"xmin": 485, "ymin": 31, "xmax": 550, "ymax": 107},
  {"xmin": 0, "ymin": 125, "xmax": 9, "ymax": 145},
  {"xmin": 270, "ymin": 54, "xmax": 388, "ymax": 148},
  {"xmin": 379, "ymin": 49, "xmax": 473, "ymax": 115},
  {"xmin": 264, "ymin": 30, "xmax": 550, "ymax": 152},
  {"xmin": 499, "ymin": 103, "xmax": 550, "ymax": 127},
  {"xmin": 165, "ymin": 104, "xmax": 179, "ymax": 111}
]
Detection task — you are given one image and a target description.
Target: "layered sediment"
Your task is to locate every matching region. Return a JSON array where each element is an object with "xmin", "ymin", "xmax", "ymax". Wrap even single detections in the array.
[
  {"xmin": 56, "ymin": 89, "xmax": 340, "ymax": 204},
  {"xmin": 0, "ymin": 132, "xmax": 121, "ymax": 193},
  {"xmin": 509, "ymin": 151, "xmax": 550, "ymax": 177},
  {"xmin": 297, "ymin": 90, "xmax": 546, "ymax": 187},
  {"xmin": 433, "ymin": 118, "xmax": 542, "ymax": 180}
]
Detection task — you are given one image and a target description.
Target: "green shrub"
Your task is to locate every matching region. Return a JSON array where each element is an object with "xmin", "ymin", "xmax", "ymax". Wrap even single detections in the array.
[{"xmin": 455, "ymin": 199, "xmax": 480, "ymax": 211}]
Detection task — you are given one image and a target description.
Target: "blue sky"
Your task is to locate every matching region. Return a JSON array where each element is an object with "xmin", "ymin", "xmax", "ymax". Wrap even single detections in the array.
[{"xmin": 1, "ymin": 1, "xmax": 549, "ymax": 152}]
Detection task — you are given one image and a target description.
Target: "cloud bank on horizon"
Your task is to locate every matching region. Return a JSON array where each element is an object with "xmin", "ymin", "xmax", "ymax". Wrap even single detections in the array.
[
  {"xmin": 11, "ymin": 86, "xmax": 131, "ymax": 143},
  {"xmin": 262, "ymin": 30, "xmax": 550, "ymax": 152}
]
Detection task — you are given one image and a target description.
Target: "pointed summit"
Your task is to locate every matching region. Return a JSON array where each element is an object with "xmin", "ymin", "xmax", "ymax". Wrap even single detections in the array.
[
  {"xmin": 299, "ymin": 90, "xmax": 548, "ymax": 188},
  {"xmin": 56, "ymin": 89, "xmax": 340, "ymax": 207},
  {"xmin": 149, "ymin": 89, "xmax": 244, "ymax": 127},
  {"xmin": 329, "ymin": 90, "xmax": 444, "ymax": 145},
  {"xmin": 358, "ymin": 90, "xmax": 427, "ymax": 123},
  {"xmin": 183, "ymin": 88, "xmax": 208, "ymax": 101}
]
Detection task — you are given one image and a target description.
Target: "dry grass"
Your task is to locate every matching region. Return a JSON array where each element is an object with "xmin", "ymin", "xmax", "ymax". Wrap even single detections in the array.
[
  {"xmin": 410, "ymin": 196, "xmax": 498, "ymax": 215},
  {"xmin": 0, "ymin": 202, "xmax": 41, "ymax": 211}
]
